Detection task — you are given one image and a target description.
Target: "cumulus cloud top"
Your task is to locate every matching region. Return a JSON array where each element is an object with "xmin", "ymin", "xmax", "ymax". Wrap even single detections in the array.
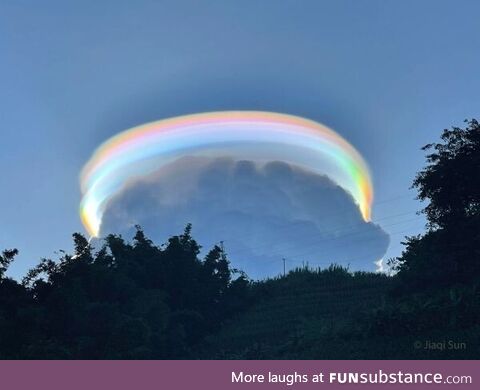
[{"xmin": 102, "ymin": 157, "xmax": 389, "ymax": 279}]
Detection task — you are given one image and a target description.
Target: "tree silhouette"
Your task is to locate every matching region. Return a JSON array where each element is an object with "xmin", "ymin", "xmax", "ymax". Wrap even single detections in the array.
[
  {"xmin": 394, "ymin": 119, "xmax": 480, "ymax": 289},
  {"xmin": 0, "ymin": 225, "xmax": 255, "ymax": 358},
  {"xmin": 0, "ymin": 249, "xmax": 18, "ymax": 279},
  {"xmin": 413, "ymin": 119, "xmax": 480, "ymax": 229}
]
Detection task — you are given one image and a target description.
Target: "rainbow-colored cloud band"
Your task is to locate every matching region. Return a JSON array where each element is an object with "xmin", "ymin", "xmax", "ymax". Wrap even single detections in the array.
[{"xmin": 80, "ymin": 111, "xmax": 373, "ymax": 237}]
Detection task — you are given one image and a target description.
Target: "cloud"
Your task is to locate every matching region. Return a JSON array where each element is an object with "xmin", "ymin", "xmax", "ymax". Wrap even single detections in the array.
[{"xmin": 101, "ymin": 157, "xmax": 389, "ymax": 279}]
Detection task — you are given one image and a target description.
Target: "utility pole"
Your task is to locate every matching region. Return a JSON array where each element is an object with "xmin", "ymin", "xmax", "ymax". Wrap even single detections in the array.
[{"xmin": 283, "ymin": 258, "xmax": 286, "ymax": 277}]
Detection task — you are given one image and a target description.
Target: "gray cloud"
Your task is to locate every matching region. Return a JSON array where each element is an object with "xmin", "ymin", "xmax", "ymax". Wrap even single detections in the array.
[{"xmin": 101, "ymin": 157, "xmax": 389, "ymax": 279}]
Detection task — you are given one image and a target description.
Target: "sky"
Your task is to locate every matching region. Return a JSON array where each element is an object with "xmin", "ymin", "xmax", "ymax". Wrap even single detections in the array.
[{"xmin": 1, "ymin": 0, "xmax": 480, "ymax": 278}]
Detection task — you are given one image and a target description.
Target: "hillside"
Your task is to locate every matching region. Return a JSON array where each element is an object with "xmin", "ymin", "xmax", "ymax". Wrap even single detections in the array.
[
  {"xmin": 200, "ymin": 267, "xmax": 389, "ymax": 358},
  {"xmin": 1, "ymin": 233, "xmax": 479, "ymax": 359},
  {"xmin": 200, "ymin": 267, "xmax": 479, "ymax": 359}
]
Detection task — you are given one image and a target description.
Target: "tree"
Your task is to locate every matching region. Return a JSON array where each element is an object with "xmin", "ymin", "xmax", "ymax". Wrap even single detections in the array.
[
  {"xmin": 203, "ymin": 244, "xmax": 231, "ymax": 298},
  {"xmin": 413, "ymin": 119, "xmax": 480, "ymax": 229},
  {"xmin": 394, "ymin": 119, "xmax": 480, "ymax": 289},
  {"xmin": 0, "ymin": 249, "xmax": 18, "ymax": 279}
]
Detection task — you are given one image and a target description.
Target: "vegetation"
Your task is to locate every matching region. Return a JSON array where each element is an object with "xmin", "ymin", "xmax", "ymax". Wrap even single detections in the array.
[
  {"xmin": 0, "ymin": 120, "xmax": 478, "ymax": 359},
  {"xmin": 0, "ymin": 226, "xmax": 250, "ymax": 358},
  {"xmin": 389, "ymin": 119, "xmax": 480, "ymax": 291}
]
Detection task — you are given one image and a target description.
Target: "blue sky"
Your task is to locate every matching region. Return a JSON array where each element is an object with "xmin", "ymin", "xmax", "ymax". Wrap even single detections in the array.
[{"xmin": 1, "ymin": 0, "xmax": 479, "ymax": 277}]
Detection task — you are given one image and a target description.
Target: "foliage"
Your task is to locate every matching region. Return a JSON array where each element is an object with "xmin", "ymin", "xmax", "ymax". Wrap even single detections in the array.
[
  {"xmin": 392, "ymin": 119, "xmax": 480, "ymax": 290},
  {"xmin": 0, "ymin": 226, "xmax": 249, "ymax": 359},
  {"xmin": 413, "ymin": 119, "xmax": 480, "ymax": 229}
]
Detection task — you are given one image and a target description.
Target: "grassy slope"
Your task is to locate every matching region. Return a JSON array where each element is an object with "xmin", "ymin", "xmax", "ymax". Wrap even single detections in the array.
[
  {"xmin": 200, "ymin": 267, "xmax": 389, "ymax": 358},
  {"xmin": 199, "ymin": 267, "xmax": 479, "ymax": 359}
]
